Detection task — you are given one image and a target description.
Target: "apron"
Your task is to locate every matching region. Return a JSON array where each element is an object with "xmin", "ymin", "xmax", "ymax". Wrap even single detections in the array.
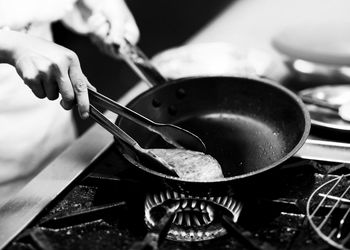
[{"xmin": 0, "ymin": 0, "xmax": 78, "ymax": 205}]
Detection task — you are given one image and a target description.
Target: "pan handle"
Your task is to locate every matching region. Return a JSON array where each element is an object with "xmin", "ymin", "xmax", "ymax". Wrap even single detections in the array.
[
  {"xmin": 111, "ymin": 40, "xmax": 168, "ymax": 87},
  {"xmin": 296, "ymin": 139, "xmax": 350, "ymax": 163}
]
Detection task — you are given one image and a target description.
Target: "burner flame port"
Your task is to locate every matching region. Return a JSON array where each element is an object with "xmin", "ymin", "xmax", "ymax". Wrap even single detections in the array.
[{"xmin": 144, "ymin": 190, "xmax": 242, "ymax": 242}]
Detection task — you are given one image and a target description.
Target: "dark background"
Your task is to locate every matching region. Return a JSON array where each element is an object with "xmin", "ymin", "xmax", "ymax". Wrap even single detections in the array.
[{"xmin": 53, "ymin": 0, "xmax": 233, "ymax": 135}]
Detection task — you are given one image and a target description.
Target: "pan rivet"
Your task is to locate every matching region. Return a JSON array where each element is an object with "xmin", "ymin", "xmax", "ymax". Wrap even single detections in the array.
[
  {"xmin": 152, "ymin": 98, "xmax": 162, "ymax": 107},
  {"xmin": 168, "ymin": 105, "xmax": 177, "ymax": 115},
  {"xmin": 176, "ymin": 88, "xmax": 186, "ymax": 99}
]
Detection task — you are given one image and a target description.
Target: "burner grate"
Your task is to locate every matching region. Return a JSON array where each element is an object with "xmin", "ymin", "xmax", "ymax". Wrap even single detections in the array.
[
  {"xmin": 144, "ymin": 190, "xmax": 242, "ymax": 242},
  {"xmin": 307, "ymin": 173, "xmax": 350, "ymax": 250}
]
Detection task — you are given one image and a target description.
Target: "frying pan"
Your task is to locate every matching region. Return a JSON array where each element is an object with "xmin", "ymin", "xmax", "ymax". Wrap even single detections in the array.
[{"xmin": 112, "ymin": 41, "xmax": 310, "ymax": 196}]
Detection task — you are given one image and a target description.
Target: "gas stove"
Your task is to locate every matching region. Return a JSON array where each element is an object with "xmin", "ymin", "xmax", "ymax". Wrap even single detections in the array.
[
  {"xmin": 0, "ymin": 81, "xmax": 349, "ymax": 250},
  {"xmin": 3, "ymin": 144, "xmax": 349, "ymax": 250}
]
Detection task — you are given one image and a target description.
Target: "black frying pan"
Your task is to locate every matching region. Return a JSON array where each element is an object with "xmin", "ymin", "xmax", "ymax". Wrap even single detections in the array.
[{"xmin": 112, "ymin": 42, "xmax": 310, "ymax": 196}]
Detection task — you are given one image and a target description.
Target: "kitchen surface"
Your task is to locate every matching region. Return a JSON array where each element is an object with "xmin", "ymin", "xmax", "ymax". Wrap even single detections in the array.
[{"xmin": 1, "ymin": 0, "xmax": 350, "ymax": 249}]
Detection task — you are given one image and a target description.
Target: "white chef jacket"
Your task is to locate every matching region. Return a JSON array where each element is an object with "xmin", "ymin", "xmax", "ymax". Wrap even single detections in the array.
[{"xmin": 0, "ymin": 0, "xmax": 79, "ymax": 204}]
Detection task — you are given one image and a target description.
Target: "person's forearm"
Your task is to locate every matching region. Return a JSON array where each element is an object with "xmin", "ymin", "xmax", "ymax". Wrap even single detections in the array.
[
  {"xmin": 0, "ymin": 30, "xmax": 16, "ymax": 65},
  {"xmin": 0, "ymin": 28, "xmax": 93, "ymax": 118}
]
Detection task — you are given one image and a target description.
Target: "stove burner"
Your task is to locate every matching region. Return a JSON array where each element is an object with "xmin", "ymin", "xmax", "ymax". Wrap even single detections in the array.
[{"xmin": 144, "ymin": 190, "xmax": 242, "ymax": 242}]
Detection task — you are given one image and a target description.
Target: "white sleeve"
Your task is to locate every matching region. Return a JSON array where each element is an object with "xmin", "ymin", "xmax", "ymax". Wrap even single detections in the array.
[
  {"xmin": 60, "ymin": 0, "xmax": 109, "ymax": 35},
  {"xmin": 0, "ymin": 0, "xmax": 77, "ymax": 28}
]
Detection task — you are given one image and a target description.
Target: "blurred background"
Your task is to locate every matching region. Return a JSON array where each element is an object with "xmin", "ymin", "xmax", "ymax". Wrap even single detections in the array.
[
  {"xmin": 52, "ymin": 0, "xmax": 233, "ymax": 135},
  {"xmin": 53, "ymin": 0, "xmax": 350, "ymax": 137}
]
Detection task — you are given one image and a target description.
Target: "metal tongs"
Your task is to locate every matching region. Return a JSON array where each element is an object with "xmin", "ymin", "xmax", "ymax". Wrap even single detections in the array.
[{"xmin": 88, "ymin": 89, "xmax": 206, "ymax": 175}]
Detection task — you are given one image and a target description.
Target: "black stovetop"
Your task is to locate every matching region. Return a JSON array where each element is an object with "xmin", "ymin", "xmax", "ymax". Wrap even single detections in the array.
[{"xmin": 5, "ymin": 145, "xmax": 350, "ymax": 250}]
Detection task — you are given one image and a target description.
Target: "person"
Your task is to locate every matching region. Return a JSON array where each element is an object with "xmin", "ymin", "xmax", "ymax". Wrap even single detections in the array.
[{"xmin": 0, "ymin": 0, "xmax": 139, "ymax": 204}]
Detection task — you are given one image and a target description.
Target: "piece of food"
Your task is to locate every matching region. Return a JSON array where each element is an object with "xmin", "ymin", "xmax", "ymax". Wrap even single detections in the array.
[{"xmin": 149, "ymin": 148, "xmax": 224, "ymax": 181}]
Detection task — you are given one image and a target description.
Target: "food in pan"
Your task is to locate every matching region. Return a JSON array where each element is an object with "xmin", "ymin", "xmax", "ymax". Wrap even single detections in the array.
[{"xmin": 149, "ymin": 148, "xmax": 224, "ymax": 181}]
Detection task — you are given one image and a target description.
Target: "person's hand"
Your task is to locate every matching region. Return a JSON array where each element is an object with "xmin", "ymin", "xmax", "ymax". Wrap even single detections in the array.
[
  {"xmin": 63, "ymin": 0, "xmax": 140, "ymax": 54},
  {"xmin": 0, "ymin": 30, "xmax": 93, "ymax": 119}
]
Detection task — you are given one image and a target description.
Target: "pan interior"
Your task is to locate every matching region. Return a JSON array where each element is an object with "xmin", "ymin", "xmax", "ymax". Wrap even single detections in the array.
[{"xmin": 170, "ymin": 112, "xmax": 286, "ymax": 176}]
